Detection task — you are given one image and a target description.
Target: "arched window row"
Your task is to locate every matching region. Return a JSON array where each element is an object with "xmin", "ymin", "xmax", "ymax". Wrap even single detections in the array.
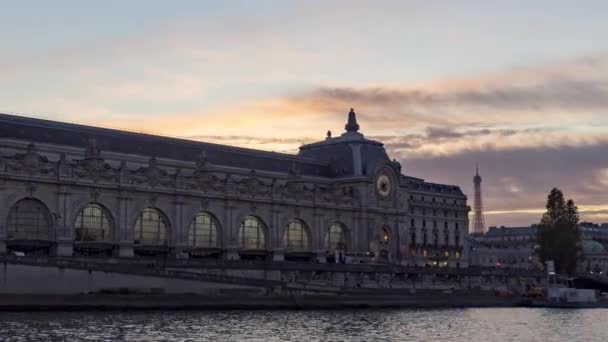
[{"xmin": 6, "ymin": 199, "xmax": 354, "ymax": 253}]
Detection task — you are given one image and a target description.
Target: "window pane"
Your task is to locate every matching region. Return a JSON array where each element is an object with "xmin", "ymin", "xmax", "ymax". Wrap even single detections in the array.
[
  {"xmin": 134, "ymin": 208, "xmax": 167, "ymax": 245},
  {"xmin": 189, "ymin": 212, "xmax": 218, "ymax": 248},
  {"xmin": 74, "ymin": 203, "xmax": 112, "ymax": 242},
  {"xmin": 239, "ymin": 216, "xmax": 265, "ymax": 249},
  {"xmin": 325, "ymin": 223, "xmax": 347, "ymax": 250},
  {"xmin": 283, "ymin": 220, "xmax": 309, "ymax": 250},
  {"xmin": 7, "ymin": 199, "xmax": 51, "ymax": 240}
]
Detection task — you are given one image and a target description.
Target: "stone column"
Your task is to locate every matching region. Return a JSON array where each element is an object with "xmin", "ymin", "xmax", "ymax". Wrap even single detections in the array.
[
  {"xmin": 117, "ymin": 192, "xmax": 133, "ymax": 258},
  {"xmin": 172, "ymin": 196, "xmax": 188, "ymax": 258},
  {"xmin": 314, "ymin": 212, "xmax": 326, "ymax": 263},
  {"xmin": 54, "ymin": 186, "xmax": 73, "ymax": 256},
  {"xmin": 271, "ymin": 207, "xmax": 284, "ymax": 261},
  {"xmin": 224, "ymin": 203, "xmax": 239, "ymax": 260},
  {"xmin": 396, "ymin": 217, "xmax": 407, "ymax": 264}
]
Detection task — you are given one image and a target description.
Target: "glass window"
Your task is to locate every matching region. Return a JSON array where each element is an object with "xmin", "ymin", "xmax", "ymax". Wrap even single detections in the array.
[
  {"xmin": 74, "ymin": 203, "xmax": 113, "ymax": 242},
  {"xmin": 325, "ymin": 223, "xmax": 348, "ymax": 250},
  {"xmin": 134, "ymin": 208, "xmax": 168, "ymax": 245},
  {"xmin": 7, "ymin": 198, "xmax": 52, "ymax": 240},
  {"xmin": 189, "ymin": 212, "xmax": 219, "ymax": 248},
  {"xmin": 283, "ymin": 219, "xmax": 309, "ymax": 250},
  {"xmin": 239, "ymin": 216, "xmax": 266, "ymax": 249}
]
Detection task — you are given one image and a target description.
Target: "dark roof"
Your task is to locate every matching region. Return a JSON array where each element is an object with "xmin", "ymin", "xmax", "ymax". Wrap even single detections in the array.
[
  {"xmin": 0, "ymin": 113, "xmax": 330, "ymax": 176},
  {"xmin": 486, "ymin": 226, "xmax": 537, "ymax": 236}
]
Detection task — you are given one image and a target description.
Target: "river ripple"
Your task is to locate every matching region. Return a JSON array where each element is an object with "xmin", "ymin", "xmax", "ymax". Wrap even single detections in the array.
[{"xmin": 0, "ymin": 308, "xmax": 607, "ymax": 341}]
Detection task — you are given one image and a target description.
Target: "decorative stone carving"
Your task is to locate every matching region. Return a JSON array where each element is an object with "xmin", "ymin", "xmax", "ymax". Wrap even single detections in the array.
[
  {"xmin": 56, "ymin": 153, "xmax": 71, "ymax": 178},
  {"xmin": 6, "ymin": 143, "xmax": 56, "ymax": 176},
  {"xmin": 73, "ymin": 139, "xmax": 117, "ymax": 182},
  {"xmin": 131, "ymin": 157, "xmax": 173, "ymax": 187},
  {"xmin": 119, "ymin": 161, "xmax": 130, "ymax": 184}
]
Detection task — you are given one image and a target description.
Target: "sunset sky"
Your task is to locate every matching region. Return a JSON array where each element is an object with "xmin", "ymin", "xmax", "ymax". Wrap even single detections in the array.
[{"xmin": 1, "ymin": 1, "xmax": 607, "ymax": 228}]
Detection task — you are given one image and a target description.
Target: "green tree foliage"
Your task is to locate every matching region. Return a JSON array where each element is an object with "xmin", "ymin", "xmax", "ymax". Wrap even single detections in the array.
[{"xmin": 536, "ymin": 188, "xmax": 582, "ymax": 275}]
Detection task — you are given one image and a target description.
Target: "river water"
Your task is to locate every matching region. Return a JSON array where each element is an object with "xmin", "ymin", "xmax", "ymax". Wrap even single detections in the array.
[{"xmin": 0, "ymin": 308, "xmax": 606, "ymax": 341}]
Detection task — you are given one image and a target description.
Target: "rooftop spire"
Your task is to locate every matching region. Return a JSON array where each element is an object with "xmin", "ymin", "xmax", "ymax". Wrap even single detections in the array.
[{"xmin": 345, "ymin": 108, "xmax": 360, "ymax": 133}]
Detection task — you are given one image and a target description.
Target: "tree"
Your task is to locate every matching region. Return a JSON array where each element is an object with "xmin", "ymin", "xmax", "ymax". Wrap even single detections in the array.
[{"xmin": 536, "ymin": 188, "xmax": 582, "ymax": 275}]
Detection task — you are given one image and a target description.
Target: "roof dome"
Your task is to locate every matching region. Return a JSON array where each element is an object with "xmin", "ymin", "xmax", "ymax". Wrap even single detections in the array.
[{"xmin": 582, "ymin": 239, "xmax": 606, "ymax": 254}]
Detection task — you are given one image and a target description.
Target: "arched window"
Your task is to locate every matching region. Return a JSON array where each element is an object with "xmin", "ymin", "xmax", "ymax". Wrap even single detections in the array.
[
  {"xmin": 283, "ymin": 219, "xmax": 310, "ymax": 250},
  {"xmin": 410, "ymin": 231, "xmax": 416, "ymax": 246},
  {"xmin": 379, "ymin": 227, "xmax": 390, "ymax": 245},
  {"xmin": 74, "ymin": 203, "xmax": 113, "ymax": 242},
  {"xmin": 325, "ymin": 222, "xmax": 349, "ymax": 250},
  {"xmin": 7, "ymin": 198, "xmax": 52, "ymax": 240},
  {"xmin": 239, "ymin": 216, "xmax": 266, "ymax": 250},
  {"xmin": 134, "ymin": 208, "xmax": 168, "ymax": 245},
  {"xmin": 188, "ymin": 211, "xmax": 219, "ymax": 248}
]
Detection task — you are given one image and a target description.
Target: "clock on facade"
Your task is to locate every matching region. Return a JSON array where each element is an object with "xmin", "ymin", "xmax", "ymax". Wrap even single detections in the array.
[{"xmin": 376, "ymin": 174, "xmax": 391, "ymax": 197}]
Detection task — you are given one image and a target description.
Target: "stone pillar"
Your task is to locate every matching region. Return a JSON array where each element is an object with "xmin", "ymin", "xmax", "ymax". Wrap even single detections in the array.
[
  {"xmin": 396, "ymin": 218, "xmax": 406, "ymax": 263},
  {"xmin": 271, "ymin": 207, "xmax": 283, "ymax": 261},
  {"xmin": 224, "ymin": 203, "xmax": 239, "ymax": 260},
  {"xmin": 117, "ymin": 192, "xmax": 133, "ymax": 258},
  {"xmin": 172, "ymin": 196, "xmax": 187, "ymax": 257},
  {"xmin": 54, "ymin": 186, "xmax": 73, "ymax": 256},
  {"xmin": 313, "ymin": 211, "xmax": 325, "ymax": 262}
]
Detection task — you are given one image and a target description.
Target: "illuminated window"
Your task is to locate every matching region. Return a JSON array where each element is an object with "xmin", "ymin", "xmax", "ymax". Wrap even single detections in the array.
[
  {"xmin": 188, "ymin": 211, "xmax": 219, "ymax": 248},
  {"xmin": 134, "ymin": 208, "xmax": 168, "ymax": 245},
  {"xmin": 283, "ymin": 219, "xmax": 309, "ymax": 250},
  {"xmin": 379, "ymin": 227, "xmax": 390, "ymax": 244},
  {"xmin": 74, "ymin": 203, "xmax": 113, "ymax": 242},
  {"xmin": 325, "ymin": 223, "xmax": 349, "ymax": 250},
  {"xmin": 7, "ymin": 198, "xmax": 52, "ymax": 240},
  {"xmin": 239, "ymin": 216, "xmax": 266, "ymax": 249}
]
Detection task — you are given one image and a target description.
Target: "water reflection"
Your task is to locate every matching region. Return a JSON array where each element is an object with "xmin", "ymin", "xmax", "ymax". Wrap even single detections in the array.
[{"xmin": 0, "ymin": 308, "xmax": 607, "ymax": 341}]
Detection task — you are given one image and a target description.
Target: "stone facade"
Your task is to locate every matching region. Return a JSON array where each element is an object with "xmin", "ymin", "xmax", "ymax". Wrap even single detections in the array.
[
  {"xmin": 0, "ymin": 110, "xmax": 469, "ymax": 267},
  {"xmin": 469, "ymin": 223, "xmax": 608, "ymax": 274}
]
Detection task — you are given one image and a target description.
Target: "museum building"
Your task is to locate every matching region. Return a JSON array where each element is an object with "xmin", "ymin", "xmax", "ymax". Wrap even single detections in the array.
[{"xmin": 0, "ymin": 109, "xmax": 470, "ymax": 266}]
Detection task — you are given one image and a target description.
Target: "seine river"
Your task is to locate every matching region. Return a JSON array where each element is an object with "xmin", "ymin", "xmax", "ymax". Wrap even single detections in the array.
[{"xmin": 0, "ymin": 308, "xmax": 606, "ymax": 341}]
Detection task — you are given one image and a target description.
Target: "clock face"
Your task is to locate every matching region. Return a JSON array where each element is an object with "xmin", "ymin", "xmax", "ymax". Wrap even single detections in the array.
[{"xmin": 376, "ymin": 174, "xmax": 391, "ymax": 197}]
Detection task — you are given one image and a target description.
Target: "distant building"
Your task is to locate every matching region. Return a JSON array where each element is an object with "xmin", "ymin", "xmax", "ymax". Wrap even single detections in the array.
[
  {"xmin": 0, "ymin": 109, "xmax": 470, "ymax": 267},
  {"xmin": 469, "ymin": 226, "xmax": 539, "ymax": 269},
  {"xmin": 469, "ymin": 223, "xmax": 608, "ymax": 274}
]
